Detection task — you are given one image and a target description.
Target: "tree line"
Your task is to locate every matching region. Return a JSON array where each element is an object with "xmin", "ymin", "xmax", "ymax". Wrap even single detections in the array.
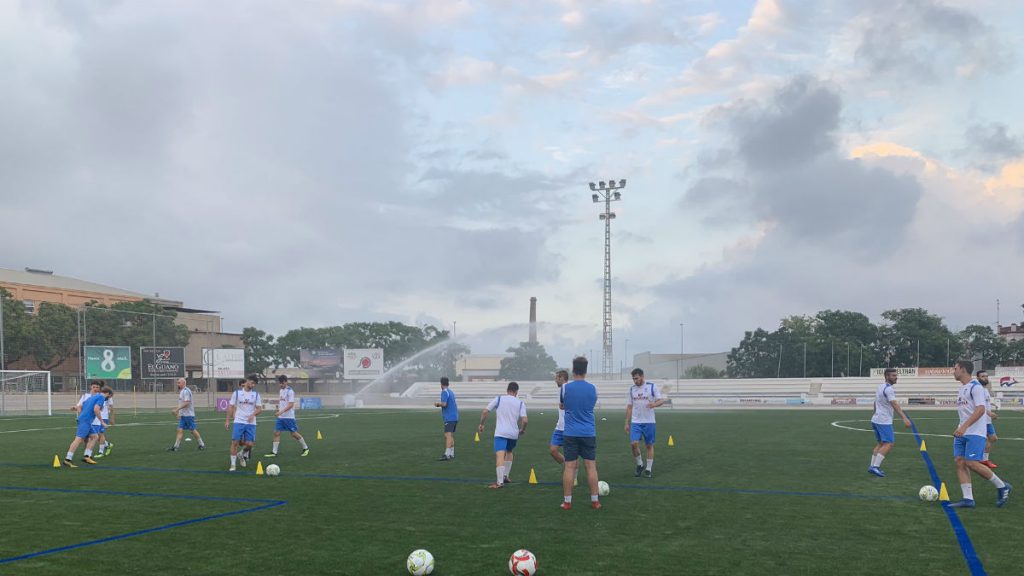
[{"xmin": 727, "ymin": 307, "xmax": 1020, "ymax": 378}]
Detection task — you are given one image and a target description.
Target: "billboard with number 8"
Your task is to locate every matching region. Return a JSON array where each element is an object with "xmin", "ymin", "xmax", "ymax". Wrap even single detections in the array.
[{"xmin": 85, "ymin": 346, "xmax": 133, "ymax": 379}]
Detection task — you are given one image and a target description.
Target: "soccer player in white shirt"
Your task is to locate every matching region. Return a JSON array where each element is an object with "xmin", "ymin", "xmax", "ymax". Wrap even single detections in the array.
[
  {"xmin": 93, "ymin": 394, "xmax": 115, "ymax": 458},
  {"xmin": 225, "ymin": 375, "xmax": 263, "ymax": 472},
  {"xmin": 73, "ymin": 381, "xmax": 101, "ymax": 417},
  {"xmin": 867, "ymin": 367, "xmax": 911, "ymax": 477},
  {"xmin": 549, "ymin": 370, "xmax": 569, "ymax": 465},
  {"xmin": 976, "ymin": 370, "xmax": 999, "ymax": 469},
  {"xmin": 169, "ymin": 377, "xmax": 206, "ymax": 451},
  {"xmin": 949, "ymin": 360, "xmax": 1011, "ymax": 508},
  {"xmin": 478, "ymin": 381, "xmax": 528, "ymax": 489},
  {"xmin": 264, "ymin": 375, "xmax": 309, "ymax": 457},
  {"xmin": 625, "ymin": 368, "xmax": 666, "ymax": 478}
]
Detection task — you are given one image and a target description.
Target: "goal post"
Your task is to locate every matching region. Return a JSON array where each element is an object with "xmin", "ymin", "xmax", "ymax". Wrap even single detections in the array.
[{"xmin": 0, "ymin": 370, "xmax": 53, "ymax": 416}]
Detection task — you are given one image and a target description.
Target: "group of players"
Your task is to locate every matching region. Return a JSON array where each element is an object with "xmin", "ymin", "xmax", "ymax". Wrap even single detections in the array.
[
  {"xmin": 61, "ymin": 374, "xmax": 310, "ymax": 470},
  {"xmin": 868, "ymin": 359, "xmax": 1012, "ymax": 508},
  {"xmin": 434, "ymin": 356, "xmax": 665, "ymax": 509}
]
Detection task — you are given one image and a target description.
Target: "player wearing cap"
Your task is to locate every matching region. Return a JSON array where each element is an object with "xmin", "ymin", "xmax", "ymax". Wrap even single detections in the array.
[
  {"xmin": 226, "ymin": 375, "xmax": 262, "ymax": 472},
  {"xmin": 169, "ymin": 377, "xmax": 206, "ymax": 451},
  {"xmin": 478, "ymin": 381, "xmax": 528, "ymax": 488},
  {"xmin": 264, "ymin": 375, "xmax": 309, "ymax": 458}
]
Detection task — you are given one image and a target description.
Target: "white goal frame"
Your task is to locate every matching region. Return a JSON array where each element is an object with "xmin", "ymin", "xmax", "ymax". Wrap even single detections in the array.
[{"xmin": 0, "ymin": 370, "xmax": 53, "ymax": 416}]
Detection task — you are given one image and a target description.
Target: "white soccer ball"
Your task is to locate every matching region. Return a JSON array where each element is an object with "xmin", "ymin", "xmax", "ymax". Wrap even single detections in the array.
[
  {"xmin": 598, "ymin": 480, "xmax": 610, "ymax": 496},
  {"xmin": 265, "ymin": 464, "xmax": 280, "ymax": 477},
  {"xmin": 407, "ymin": 549, "xmax": 434, "ymax": 576},
  {"xmin": 919, "ymin": 485, "xmax": 939, "ymax": 502},
  {"xmin": 509, "ymin": 549, "xmax": 538, "ymax": 576}
]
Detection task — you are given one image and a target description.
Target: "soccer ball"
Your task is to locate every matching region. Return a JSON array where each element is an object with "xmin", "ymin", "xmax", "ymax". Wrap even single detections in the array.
[
  {"xmin": 919, "ymin": 485, "xmax": 939, "ymax": 502},
  {"xmin": 265, "ymin": 464, "xmax": 280, "ymax": 477},
  {"xmin": 407, "ymin": 549, "xmax": 434, "ymax": 576},
  {"xmin": 509, "ymin": 549, "xmax": 538, "ymax": 576},
  {"xmin": 598, "ymin": 480, "xmax": 610, "ymax": 496}
]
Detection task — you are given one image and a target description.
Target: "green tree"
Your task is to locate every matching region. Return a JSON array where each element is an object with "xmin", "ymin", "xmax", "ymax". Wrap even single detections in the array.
[
  {"xmin": 684, "ymin": 364, "xmax": 724, "ymax": 379},
  {"xmin": 878, "ymin": 308, "xmax": 959, "ymax": 367},
  {"xmin": 241, "ymin": 327, "xmax": 277, "ymax": 376},
  {"xmin": 958, "ymin": 324, "xmax": 1006, "ymax": 370},
  {"xmin": 727, "ymin": 328, "xmax": 780, "ymax": 378},
  {"xmin": 81, "ymin": 301, "xmax": 191, "ymax": 378},
  {"xmin": 273, "ymin": 322, "xmax": 451, "ymax": 371},
  {"xmin": 0, "ymin": 288, "xmax": 33, "ymax": 366},
  {"xmin": 499, "ymin": 341, "xmax": 558, "ymax": 380},
  {"xmin": 25, "ymin": 302, "xmax": 78, "ymax": 370}
]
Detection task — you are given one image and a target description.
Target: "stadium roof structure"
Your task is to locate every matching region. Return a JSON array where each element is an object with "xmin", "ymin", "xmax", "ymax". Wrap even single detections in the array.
[{"xmin": 0, "ymin": 266, "xmax": 184, "ymax": 308}]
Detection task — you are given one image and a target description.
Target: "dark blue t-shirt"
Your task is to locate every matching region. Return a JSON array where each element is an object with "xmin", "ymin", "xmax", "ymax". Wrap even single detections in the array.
[
  {"xmin": 561, "ymin": 379, "xmax": 597, "ymax": 437},
  {"xmin": 440, "ymin": 388, "xmax": 458, "ymax": 422}
]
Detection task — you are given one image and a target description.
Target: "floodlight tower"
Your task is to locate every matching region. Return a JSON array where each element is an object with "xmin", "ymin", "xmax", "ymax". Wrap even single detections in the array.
[{"xmin": 590, "ymin": 179, "xmax": 625, "ymax": 379}]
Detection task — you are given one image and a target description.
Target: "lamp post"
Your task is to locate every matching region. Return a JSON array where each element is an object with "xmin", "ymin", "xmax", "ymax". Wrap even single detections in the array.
[{"xmin": 590, "ymin": 178, "xmax": 625, "ymax": 379}]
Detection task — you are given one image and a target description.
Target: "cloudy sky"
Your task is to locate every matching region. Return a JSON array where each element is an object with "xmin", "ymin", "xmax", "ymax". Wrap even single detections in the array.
[{"xmin": 3, "ymin": 0, "xmax": 1023, "ymax": 367}]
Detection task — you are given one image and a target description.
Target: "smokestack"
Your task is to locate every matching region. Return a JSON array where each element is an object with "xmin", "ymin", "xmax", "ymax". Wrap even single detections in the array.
[{"xmin": 529, "ymin": 297, "xmax": 537, "ymax": 344}]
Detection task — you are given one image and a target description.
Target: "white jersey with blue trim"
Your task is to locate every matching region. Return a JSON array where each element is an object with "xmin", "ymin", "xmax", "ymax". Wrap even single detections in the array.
[
  {"xmin": 486, "ymin": 394, "xmax": 526, "ymax": 439},
  {"xmin": 179, "ymin": 387, "xmax": 195, "ymax": 417},
  {"xmin": 278, "ymin": 387, "xmax": 296, "ymax": 419},
  {"xmin": 627, "ymin": 381, "xmax": 662, "ymax": 424},
  {"xmin": 957, "ymin": 380, "xmax": 988, "ymax": 437},
  {"xmin": 870, "ymin": 383, "xmax": 896, "ymax": 425},
  {"xmin": 983, "ymin": 387, "xmax": 993, "ymax": 424},
  {"xmin": 230, "ymin": 389, "xmax": 262, "ymax": 424}
]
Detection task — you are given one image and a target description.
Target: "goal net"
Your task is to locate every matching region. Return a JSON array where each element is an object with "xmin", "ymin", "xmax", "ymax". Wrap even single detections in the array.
[{"xmin": 0, "ymin": 370, "xmax": 52, "ymax": 416}]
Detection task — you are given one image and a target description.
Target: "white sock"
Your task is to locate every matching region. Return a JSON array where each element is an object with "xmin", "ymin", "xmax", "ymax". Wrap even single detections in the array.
[
  {"xmin": 990, "ymin": 474, "xmax": 1006, "ymax": 489},
  {"xmin": 635, "ymin": 454, "xmax": 643, "ymax": 466},
  {"xmin": 272, "ymin": 442, "xmax": 280, "ymax": 454},
  {"xmin": 591, "ymin": 494, "xmax": 599, "ymax": 502},
  {"xmin": 84, "ymin": 449, "xmax": 92, "ymax": 457},
  {"xmin": 962, "ymin": 484, "xmax": 974, "ymax": 500},
  {"xmin": 197, "ymin": 437, "xmax": 205, "ymax": 447},
  {"xmin": 445, "ymin": 447, "xmax": 453, "ymax": 457},
  {"xmin": 983, "ymin": 452, "xmax": 990, "ymax": 460},
  {"xmin": 99, "ymin": 443, "xmax": 107, "ymax": 451},
  {"xmin": 504, "ymin": 461, "xmax": 513, "ymax": 478},
  {"xmin": 869, "ymin": 454, "xmax": 877, "ymax": 467},
  {"xmin": 646, "ymin": 459, "xmax": 654, "ymax": 472},
  {"xmin": 174, "ymin": 440, "xmax": 181, "ymax": 448},
  {"xmin": 875, "ymin": 454, "xmax": 885, "ymax": 468},
  {"xmin": 450, "ymin": 447, "xmax": 454, "ymax": 457},
  {"xmin": 496, "ymin": 467, "xmax": 504, "ymax": 485},
  {"xmin": 299, "ymin": 438, "xmax": 308, "ymax": 449},
  {"xmin": 564, "ymin": 495, "xmax": 572, "ymax": 503},
  {"xmin": 231, "ymin": 455, "xmax": 237, "ymax": 466},
  {"xmin": 66, "ymin": 451, "xmax": 74, "ymax": 460}
]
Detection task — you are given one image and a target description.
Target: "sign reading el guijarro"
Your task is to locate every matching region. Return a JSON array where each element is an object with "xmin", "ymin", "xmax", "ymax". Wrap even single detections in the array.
[
  {"xmin": 85, "ymin": 346, "xmax": 133, "ymax": 380},
  {"xmin": 140, "ymin": 347, "xmax": 186, "ymax": 379}
]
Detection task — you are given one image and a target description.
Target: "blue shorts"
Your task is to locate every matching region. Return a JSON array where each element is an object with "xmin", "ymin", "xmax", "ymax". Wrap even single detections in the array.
[
  {"xmin": 232, "ymin": 423, "xmax": 257, "ymax": 443},
  {"xmin": 179, "ymin": 416, "xmax": 196, "ymax": 431},
  {"xmin": 550, "ymin": 429, "xmax": 564, "ymax": 447},
  {"xmin": 494, "ymin": 437, "xmax": 518, "ymax": 453},
  {"xmin": 103, "ymin": 419, "xmax": 110, "ymax": 425},
  {"xmin": 91, "ymin": 424, "xmax": 105, "ymax": 435},
  {"xmin": 630, "ymin": 423, "xmax": 656, "ymax": 445},
  {"xmin": 275, "ymin": 418, "xmax": 298, "ymax": 432},
  {"xmin": 871, "ymin": 423, "xmax": 895, "ymax": 444},
  {"xmin": 953, "ymin": 435, "xmax": 986, "ymax": 461},
  {"xmin": 987, "ymin": 423, "xmax": 996, "ymax": 437},
  {"xmin": 75, "ymin": 420, "xmax": 94, "ymax": 439}
]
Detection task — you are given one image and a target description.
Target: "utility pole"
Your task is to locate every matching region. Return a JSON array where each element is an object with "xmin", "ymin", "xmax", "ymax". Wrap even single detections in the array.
[{"xmin": 590, "ymin": 179, "xmax": 625, "ymax": 379}]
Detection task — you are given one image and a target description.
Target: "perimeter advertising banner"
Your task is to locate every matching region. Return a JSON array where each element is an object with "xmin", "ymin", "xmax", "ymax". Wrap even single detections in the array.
[
  {"xmin": 85, "ymin": 346, "xmax": 133, "ymax": 380},
  {"xmin": 140, "ymin": 347, "xmax": 186, "ymax": 379},
  {"xmin": 343, "ymin": 348, "xmax": 384, "ymax": 380},
  {"xmin": 201, "ymin": 348, "xmax": 246, "ymax": 379}
]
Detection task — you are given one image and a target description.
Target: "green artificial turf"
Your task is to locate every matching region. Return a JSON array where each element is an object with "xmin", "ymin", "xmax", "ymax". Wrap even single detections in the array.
[{"xmin": 0, "ymin": 409, "xmax": 1018, "ymax": 575}]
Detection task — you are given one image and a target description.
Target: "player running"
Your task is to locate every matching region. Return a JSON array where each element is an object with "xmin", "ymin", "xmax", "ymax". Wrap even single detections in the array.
[
  {"xmin": 169, "ymin": 377, "xmax": 206, "ymax": 451},
  {"xmin": 625, "ymin": 368, "xmax": 665, "ymax": 478},
  {"xmin": 62, "ymin": 386, "xmax": 113, "ymax": 467},
  {"xmin": 867, "ymin": 367, "xmax": 911, "ymax": 477},
  {"xmin": 73, "ymin": 381, "xmax": 101, "ymax": 417},
  {"xmin": 264, "ymin": 375, "xmax": 309, "ymax": 458},
  {"xmin": 226, "ymin": 375, "xmax": 262, "ymax": 472},
  {"xmin": 478, "ymin": 381, "xmax": 528, "ymax": 489},
  {"xmin": 94, "ymin": 392, "xmax": 115, "ymax": 458},
  {"xmin": 949, "ymin": 360, "xmax": 1011, "ymax": 508},
  {"xmin": 434, "ymin": 376, "xmax": 458, "ymax": 461},
  {"xmin": 977, "ymin": 370, "xmax": 999, "ymax": 469}
]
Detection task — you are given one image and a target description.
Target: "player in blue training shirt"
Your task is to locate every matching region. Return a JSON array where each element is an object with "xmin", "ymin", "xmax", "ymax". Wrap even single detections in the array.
[
  {"xmin": 560, "ymin": 356, "xmax": 601, "ymax": 510},
  {"xmin": 435, "ymin": 376, "xmax": 459, "ymax": 460},
  {"xmin": 264, "ymin": 375, "xmax": 309, "ymax": 457},
  {"xmin": 62, "ymin": 385, "xmax": 114, "ymax": 467},
  {"xmin": 949, "ymin": 360, "xmax": 1011, "ymax": 508}
]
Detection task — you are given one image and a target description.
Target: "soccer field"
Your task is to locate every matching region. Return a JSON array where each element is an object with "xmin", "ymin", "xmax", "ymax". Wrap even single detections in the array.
[{"xmin": 0, "ymin": 408, "xmax": 1018, "ymax": 575}]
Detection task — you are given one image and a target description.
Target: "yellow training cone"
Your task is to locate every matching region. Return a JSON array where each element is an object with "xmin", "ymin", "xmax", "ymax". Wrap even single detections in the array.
[
  {"xmin": 939, "ymin": 482, "xmax": 950, "ymax": 502},
  {"xmin": 529, "ymin": 468, "xmax": 538, "ymax": 484},
  {"xmin": 573, "ymin": 475, "xmax": 578, "ymax": 487},
  {"xmin": 256, "ymin": 461, "xmax": 264, "ymax": 476},
  {"xmin": 53, "ymin": 455, "xmax": 61, "ymax": 468},
  {"xmin": 316, "ymin": 430, "xmax": 323, "ymax": 440},
  {"xmin": 919, "ymin": 440, "xmax": 927, "ymax": 452},
  {"xmin": 668, "ymin": 435, "xmax": 675, "ymax": 446},
  {"xmin": 474, "ymin": 432, "xmax": 480, "ymax": 442}
]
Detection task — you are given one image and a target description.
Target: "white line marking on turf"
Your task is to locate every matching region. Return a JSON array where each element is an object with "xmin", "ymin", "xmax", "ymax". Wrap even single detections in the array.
[{"xmin": 830, "ymin": 419, "xmax": 1024, "ymax": 441}]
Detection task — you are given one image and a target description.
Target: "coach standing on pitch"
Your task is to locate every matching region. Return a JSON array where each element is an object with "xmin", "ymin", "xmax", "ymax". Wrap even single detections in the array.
[{"xmin": 560, "ymin": 356, "xmax": 601, "ymax": 510}]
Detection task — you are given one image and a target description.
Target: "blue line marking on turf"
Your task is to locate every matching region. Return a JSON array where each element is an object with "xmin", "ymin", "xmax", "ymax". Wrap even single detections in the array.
[
  {"xmin": 909, "ymin": 421, "xmax": 987, "ymax": 576},
  {"xmin": 0, "ymin": 486, "xmax": 286, "ymax": 566}
]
